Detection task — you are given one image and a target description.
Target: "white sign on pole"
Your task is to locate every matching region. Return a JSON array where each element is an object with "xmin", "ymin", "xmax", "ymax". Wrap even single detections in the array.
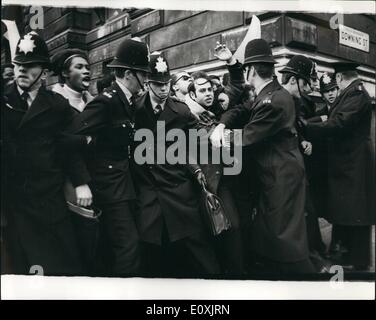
[{"xmin": 339, "ymin": 24, "xmax": 370, "ymax": 53}]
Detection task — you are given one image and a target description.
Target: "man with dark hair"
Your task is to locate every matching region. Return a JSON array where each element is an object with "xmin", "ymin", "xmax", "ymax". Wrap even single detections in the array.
[
  {"xmin": 133, "ymin": 51, "xmax": 220, "ymax": 277},
  {"xmin": 2, "ymin": 32, "xmax": 91, "ymax": 275},
  {"xmin": 51, "ymin": 49, "xmax": 93, "ymax": 112},
  {"xmin": 1, "ymin": 63, "xmax": 15, "ymax": 87},
  {"xmin": 66, "ymin": 38, "xmax": 151, "ymax": 276},
  {"xmin": 303, "ymin": 62, "xmax": 375, "ymax": 271},
  {"xmin": 210, "ymin": 39, "xmax": 314, "ymax": 274}
]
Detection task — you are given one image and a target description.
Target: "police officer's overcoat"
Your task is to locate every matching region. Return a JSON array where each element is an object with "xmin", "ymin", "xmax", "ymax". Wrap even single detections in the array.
[
  {"xmin": 306, "ymin": 79, "xmax": 375, "ymax": 226},
  {"xmin": 2, "ymin": 83, "xmax": 88, "ymax": 275},
  {"xmin": 221, "ymin": 80, "xmax": 309, "ymax": 262}
]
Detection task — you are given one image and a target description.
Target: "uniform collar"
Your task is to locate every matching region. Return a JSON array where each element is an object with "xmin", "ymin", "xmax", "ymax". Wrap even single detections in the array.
[
  {"xmin": 17, "ymin": 85, "xmax": 39, "ymax": 105},
  {"xmin": 116, "ymin": 79, "xmax": 133, "ymax": 105},
  {"xmin": 255, "ymin": 79, "xmax": 273, "ymax": 96},
  {"xmin": 149, "ymin": 94, "xmax": 167, "ymax": 113}
]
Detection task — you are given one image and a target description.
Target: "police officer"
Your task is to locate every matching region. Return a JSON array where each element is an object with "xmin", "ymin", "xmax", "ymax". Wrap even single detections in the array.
[
  {"xmin": 279, "ymin": 55, "xmax": 329, "ymax": 271},
  {"xmin": 2, "ymin": 32, "xmax": 91, "ymax": 275},
  {"xmin": 210, "ymin": 39, "xmax": 314, "ymax": 274},
  {"xmin": 133, "ymin": 52, "xmax": 220, "ymax": 277},
  {"xmin": 304, "ymin": 62, "xmax": 375, "ymax": 271},
  {"xmin": 319, "ymin": 72, "xmax": 338, "ymax": 110},
  {"xmin": 50, "ymin": 49, "xmax": 94, "ymax": 112},
  {"xmin": 66, "ymin": 38, "xmax": 151, "ymax": 276}
]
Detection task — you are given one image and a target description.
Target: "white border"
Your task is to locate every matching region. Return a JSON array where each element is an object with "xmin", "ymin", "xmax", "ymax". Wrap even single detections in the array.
[
  {"xmin": 1, "ymin": 0, "xmax": 375, "ymax": 301},
  {"xmin": 2, "ymin": 275, "xmax": 375, "ymax": 300},
  {"xmin": 1, "ymin": 0, "xmax": 376, "ymax": 14}
]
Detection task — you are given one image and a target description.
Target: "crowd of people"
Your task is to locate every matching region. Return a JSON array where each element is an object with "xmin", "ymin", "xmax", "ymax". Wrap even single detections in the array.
[{"xmin": 1, "ymin": 31, "xmax": 374, "ymax": 278}]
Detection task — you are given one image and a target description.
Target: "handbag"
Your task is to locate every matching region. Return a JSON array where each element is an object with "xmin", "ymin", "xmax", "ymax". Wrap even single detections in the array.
[{"xmin": 200, "ymin": 181, "xmax": 231, "ymax": 236}]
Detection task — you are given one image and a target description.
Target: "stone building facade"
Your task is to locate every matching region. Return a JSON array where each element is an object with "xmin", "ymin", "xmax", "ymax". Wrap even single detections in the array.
[{"xmin": 1, "ymin": 7, "xmax": 375, "ymax": 97}]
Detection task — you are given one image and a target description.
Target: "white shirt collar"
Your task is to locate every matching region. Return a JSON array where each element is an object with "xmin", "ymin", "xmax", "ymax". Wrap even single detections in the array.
[
  {"xmin": 149, "ymin": 94, "xmax": 167, "ymax": 113},
  {"xmin": 116, "ymin": 79, "xmax": 133, "ymax": 105},
  {"xmin": 255, "ymin": 79, "xmax": 273, "ymax": 96},
  {"xmin": 17, "ymin": 85, "xmax": 39, "ymax": 106}
]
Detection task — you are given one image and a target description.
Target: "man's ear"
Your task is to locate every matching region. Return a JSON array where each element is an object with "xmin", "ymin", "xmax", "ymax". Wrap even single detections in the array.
[
  {"xmin": 41, "ymin": 69, "xmax": 49, "ymax": 81},
  {"xmin": 289, "ymin": 76, "xmax": 297, "ymax": 85},
  {"xmin": 189, "ymin": 90, "xmax": 196, "ymax": 101},
  {"xmin": 124, "ymin": 69, "xmax": 132, "ymax": 80}
]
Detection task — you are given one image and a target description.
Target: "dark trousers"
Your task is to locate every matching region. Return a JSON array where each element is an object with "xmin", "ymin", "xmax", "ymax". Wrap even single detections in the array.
[
  {"xmin": 140, "ymin": 220, "xmax": 220, "ymax": 278},
  {"xmin": 252, "ymin": 254, "xmax": 316, "ymax": 275},
  {"xmin": 305, "ymin": 183, "xmax": 326, "ymax": 254},
  {"xmin": 226, "ymin": 172, "xmax": 255, "ymax": 273},
  {"xmin": 332, "ymin": 225, "xmax": 372, "ymax": 268},
  {"xmin": 214, "ymin": 178, "xmax": 245, "ymax": 275},
  {"xmin": 96, "ymin": 201, "xmax": 140, "ymax": 276}
]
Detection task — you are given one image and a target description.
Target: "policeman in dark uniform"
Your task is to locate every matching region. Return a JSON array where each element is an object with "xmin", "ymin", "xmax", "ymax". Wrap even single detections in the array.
[
  {"xmin": 279, "ymin": 55, "xmax": 329, "ymax": 271},
  {"xmin": 304, "ymin": 62, "xmax": 375, "ymax": 271},
  {"xmin": 66, "ymin": 38, "xmax": 151, "ymax": 276},
  {"xmin": 2, "ymin": 32, "xmax": 91, "ymax": 275},
  {"xmin": 210, "ymin": 39, "xmax": 315, "ymax": 274},
  {"xmin": 133, "ymin": 52, "xmax": 220, "ymax": 277}
]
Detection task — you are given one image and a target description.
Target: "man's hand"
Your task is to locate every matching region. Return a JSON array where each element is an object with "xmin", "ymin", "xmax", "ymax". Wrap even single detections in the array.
[
  {"xmin": 320, "ymin": 115, "xmax": 328, "ymax": 122},
  {"xmin": 214, "ymin": 42, "xmax": 235, "ymax": 65},
  {"xmin": 75, "ymin": 184, "xmax": 93, "ymax": 207},
  {"xmin": 210, "ymin": 123, "xmax": 226, "ymax": 148},
  {"xmin": 301, "ymin": 141, "xmax": 313, "ymax": 156},
  {"xmin": 195, "ymin": 169, "xmax": 207, "ymax": 187},
  {"xmin": 218, "ymin": 92, "xmax": 229, "ymax": 110}
]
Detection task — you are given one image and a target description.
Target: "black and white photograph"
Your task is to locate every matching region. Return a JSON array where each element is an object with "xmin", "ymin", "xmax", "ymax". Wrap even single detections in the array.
[{"xmin": 0, "ymin": 0, "xmax": 375, "ymax": 301}]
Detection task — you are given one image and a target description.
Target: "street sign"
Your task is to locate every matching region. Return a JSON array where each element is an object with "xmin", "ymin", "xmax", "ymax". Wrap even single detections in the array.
[{"xmin": 339, "ymin": 24, "xmax": 369, "ymax": 53}]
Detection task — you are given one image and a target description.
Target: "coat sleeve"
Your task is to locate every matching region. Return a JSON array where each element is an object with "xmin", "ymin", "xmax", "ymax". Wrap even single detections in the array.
[
  {"xmin": 59, "ymin": 100, "xmax": 92, "ymax": 187},
  {"xmin": 220, "ymin": 103, "xmax": 251, "ymax": 129},
  {"xmin": 305, "ymin": 91, "xmax": 370, "ymax": 139},
  {"xmin": 224, "ymin": 61, "xmax": 245, "ymax": 106},
  {"xmin": 65, "ymin": 95, "xmax": 111, "ymax": 135}
]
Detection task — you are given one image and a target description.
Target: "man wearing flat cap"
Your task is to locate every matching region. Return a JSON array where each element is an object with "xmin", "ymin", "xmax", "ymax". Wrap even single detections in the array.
[
  {"xmin": 210, "ymin": 39, "xmax": 314, "ymax": 274},
  {"xmin": 66, "ymin": 38, "xmax": 151, "ymax": 276},
  {"xmin": 51, "ymin": 49, "xmax": 93, "ymax": 112},
  {"xmin": 303, "ymin": 62, "xmax": 375, "ymax": 271},
  {"xmin": 133, "ymin": 51, "xmax": 220, "ymax": 276},
  {"xmin": 2, "ymin": 32, "xmax": 91, "ymax": 275}
]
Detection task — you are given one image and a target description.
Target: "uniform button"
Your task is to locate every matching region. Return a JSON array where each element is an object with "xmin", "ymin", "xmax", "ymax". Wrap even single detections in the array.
[
  {"xmin": 215, "ymin": 171, "xmax": 220, "ymax": 175},
  {"xmin": 108, "ymin": 165, "xmax": 113, "ymax": 169},
  {"xmin": 83, "ymin": 122, "xmax": 88, "ymax": 126},
  {"xmin": 122, "ymin": 124, "xmax": 126, "ymax": 127},
  {"xmin": 149, "ymin": 166, "xmax": 153, "ymax": 170}
]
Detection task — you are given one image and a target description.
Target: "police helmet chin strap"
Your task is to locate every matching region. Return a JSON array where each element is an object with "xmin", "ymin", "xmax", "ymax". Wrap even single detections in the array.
[
  {"xmin": 148, "ymin": 82, "xmax": 170, "ymax": 102},
  {"xmin": 23, "ymin": 68, "xmax": 45, "ymax": 92},
  {"xmin": 132, "ymin": 71, "xmax": 145, "ymax": 92}
]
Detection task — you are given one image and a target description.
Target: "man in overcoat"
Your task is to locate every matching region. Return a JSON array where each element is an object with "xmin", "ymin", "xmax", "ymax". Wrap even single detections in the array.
[
  {"xmin": 304, "ymin": 62, "xmax": 375, "ymax": 271},
  {"xmin": 2, "ymin": 32, "xmax": 92, "ymax": 275},
  {"xmin": 210, "ymin": 39, "xmax": 314, "ymax": 274},
  {"xmin": 66, "ymin": 38, "xmax": 151, "ymax": 276},
  {"xmin": 133, "ymin": 52, "xmax": 220, "ymax": 277}
]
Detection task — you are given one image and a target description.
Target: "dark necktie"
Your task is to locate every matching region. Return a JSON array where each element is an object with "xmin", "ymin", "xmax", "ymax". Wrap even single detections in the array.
[
  {"xmin": 20, "ymin": 91, "xmax": 30, "ymax": 110},
  {"xmin": 154, "ymin": 104, "xmax": 162, "ymax": 117}
]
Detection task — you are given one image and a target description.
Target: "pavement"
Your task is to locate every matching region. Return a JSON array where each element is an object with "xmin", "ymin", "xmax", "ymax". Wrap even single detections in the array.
[{"xmin": 319, "ymin": 218, "xmax": 375, "ymax": 272}]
